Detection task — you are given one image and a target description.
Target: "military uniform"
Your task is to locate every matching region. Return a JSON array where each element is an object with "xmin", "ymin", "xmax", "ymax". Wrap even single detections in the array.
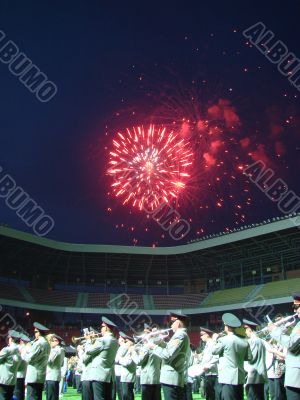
[
  {"xmin": 119, "ymin": 336, "xmax": 136, "ymax": 400},
  {"xmin": 199, "ymin": 328, "xmax": 219, "ymax": 400},
  {"xmin": 83, "ymin": 317, "xmax": 118, "ymax": 400},
  {"xmin": 115, "ymin": 339, "xmax": 128, "ymax": 400},
  {"xmin": 46, "ymin": 339, "xmax": 64, "ymax": 400},
  {"xmin": 14, "ymin": 333, "xmax": 30, "ymax": 400},
  {"xmin": 152, "ymin": 326, "xmax": 190, "ymax": 399},
  {"xmin": 0, "ymin": 330, "xmax": 21, "ymax": 400},
  {"xmin": 132, "ymin": 342, "xmax": 161, "ymax": 400},
  {"xmin": 212, "ymin": 313, "xmax": 252, "ymax": 400},
  {"xmin": 243, "ymin": 319, "xmax": 267, "ymax": 400},
  {"xmin": 24, "ymin": 322, "xmax": 51, "ymax": 400},
  {"xmin": 270, "ymin": 299, "xmax": 300, "ymax": 400}
]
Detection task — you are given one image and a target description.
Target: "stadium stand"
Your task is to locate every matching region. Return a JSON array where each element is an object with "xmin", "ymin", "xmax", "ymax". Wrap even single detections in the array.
[
  {"xmin": 0, "ymin": 279, "xmax": 299, "ymax": 310},
  {"xmin": 86, "ymin": 292, "xmax": 111, "ymax": 307},
  {"xmin": 153, "ymin": 294, "xmax": 207, "ymax": 309},
  {"xmin": 0, "ymin": 282, "xmax": 25, "ymax": 301},
  {"xmin": 257, "ymin": 277, "xmax": 300, "ymax": 299},
  {"xmin": 28, "ymin": 287, "xmax": 78, "ymax": 306},
  {"xmin": 202, "ymin": 285, "xmax": 256, "ymax": 306}
]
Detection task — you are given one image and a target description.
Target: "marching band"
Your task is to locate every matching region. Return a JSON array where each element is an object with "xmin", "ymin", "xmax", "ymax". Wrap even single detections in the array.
[{"xmin": 0, "ymin": 295, "xmax": 299, "ymax": 400}]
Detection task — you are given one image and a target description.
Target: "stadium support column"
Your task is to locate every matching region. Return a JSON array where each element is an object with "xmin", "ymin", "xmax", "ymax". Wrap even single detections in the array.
[
  {"xmin": 259, "ymin": 258, "xmax": 263, "ymax": 284},
  {"xmin": 281, "ymin": 253, "xmax": 286, "ymax": 280},
  {"xmin": 240, "ymin": 262, "xmax": 243, "ymax": 287}
]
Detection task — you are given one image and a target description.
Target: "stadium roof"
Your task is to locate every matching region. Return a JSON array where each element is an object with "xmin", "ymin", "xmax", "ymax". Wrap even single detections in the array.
[{"xmin": 0, "ymin": 214, "xmax": 300, "ymax": 285}]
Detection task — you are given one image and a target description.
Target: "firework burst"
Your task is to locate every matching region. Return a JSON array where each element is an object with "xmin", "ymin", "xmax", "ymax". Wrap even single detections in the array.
[{"xmin": 107, "ymin": 125, "xmax": 193, "ymax": 211}]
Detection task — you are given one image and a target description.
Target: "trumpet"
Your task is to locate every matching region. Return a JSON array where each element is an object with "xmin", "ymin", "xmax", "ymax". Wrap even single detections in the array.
[
  {"xmin": 134, "ymin": 328, "xmax": 173, "ymax": 344},
  {"xmin": 257, "ymin": 313, "xmax": 297, "ymax": 335},
  {"xmin": 72, "ymin": 331, "xmax": 102, "ymax": 345}
]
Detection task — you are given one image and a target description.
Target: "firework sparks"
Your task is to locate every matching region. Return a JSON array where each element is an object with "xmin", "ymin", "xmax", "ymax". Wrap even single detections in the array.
[{"xmin": 107, "ymin": 125, "xmax": 193, "ymax": 211}]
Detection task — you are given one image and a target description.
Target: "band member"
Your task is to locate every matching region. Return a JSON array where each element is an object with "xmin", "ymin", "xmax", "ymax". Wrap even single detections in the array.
[
  {"xmin": 83, "ymin": 316, "xmax": 118, "ymax": 400},
  {"xmin": 212, "ymin": 313, "xmax": 252, "ymax": 400},
  {"xmin": 115, "ymin": 333, "xmax": 127, "ymax": 400},
  {"xmin": 119, "ymin": 334, "xmax": 136, "ymax": 400},
  {"xmin": 0, "ymin": 330, "xmax": 21, "ymax": 400},
  {"xmin": 14, "ymin": 333, "xmax": 30, "ymax": 400},
  {"xmin": 45, "ymin": 334, "xmax": 64, "ymax": 400},
  {"xmin": 80, "ymin": 340, "xmax": 93, "ymax": 400},
  {"xmin": 243, "ymin": 319, "xmax": 267, "ymax": 400},
  {"xmin": 268, "ymin": 294, "xmax": 300, "ymax": 400},
  {"xmin": 147, "ymin": 311, "xmax": 190, "ymax": 400},
  {"xmin": 199, "ymin": 327, "xmax": 219, "ymax": 400},
  {"xmin": 131, "ymin": 324, "xmax": 161, "ymax": 400},
  {"xmin": 23, "ymin": 322, "xmax": 51, "ymax": 400}
]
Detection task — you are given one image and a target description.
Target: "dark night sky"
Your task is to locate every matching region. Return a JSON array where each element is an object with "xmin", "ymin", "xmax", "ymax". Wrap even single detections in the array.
[{"xmin": 0, "ymin": 1, "xmax": 299, "ymax": 246}]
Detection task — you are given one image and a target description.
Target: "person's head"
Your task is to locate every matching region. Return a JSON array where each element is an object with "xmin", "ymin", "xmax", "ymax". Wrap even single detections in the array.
[
  {"xmin": 169, "ymin": 312, "xmax": 188, "ymax": 332},
  {"xmin": 33, "ymin": 322, "xmax": 49, "ymax": 339},
  {"xmin": 243, "ymin": 319, "xmax": 258, "ymax": 338},
  {"xmin": 222, "ymin": 313, "xmax": 241, "ymax": 334},
  {"xmin": 200, "ymin": 327, "xmax": 214, "ymax": 342},
  {"xmin": 293, "ymin": 295, "xmax": 300, "ymax": 318},
  {"xmin": 7, "ymin": 330, "xmax": 19, "ymax": 345},
  {"xmin": 100, "ymin": 317, "xmax": 117, "ymax": 336},
  {"xmin": 50, "ymin": 335, "xmax": 61, "ymax": 348},
  {"xmin": 19, "ymin": 333, "xmax": 31, "ymax": 346}
]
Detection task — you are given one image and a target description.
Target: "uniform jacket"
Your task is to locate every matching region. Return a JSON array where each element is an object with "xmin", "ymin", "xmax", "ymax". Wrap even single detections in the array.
[
  {"xmin": 46, "ymin": 346, "xmax": 64, "ymax": 381},
  {"xmin": 132, "ymin": 344, "xmax": 161, "ymax": 385},
  {"xmin": 246, "ymin": 335, "xmax": 267, "ymax": 384},
  {"xmin": 0, "ymin": 343, "xmax": 21, "ymax": 385},
  {"xmin": 271, "ymin": 319, "xmax": 300, "ymax": 389},
  {"xmin": 212, "ymin": 333, "xmax": 252, "ymax": 385},
  {"xmin": 153, "ymin": 327, "xmax": 190, "ymax": 387},
  {"xmin": 119, "ymin": 347, "xmax": 136, "ymax": 383},
  {"xmin": 201, "ymin": 340, "xmax": 219, "ymax": 376},
  {"xmin": 17, "ymin": 344, "xmax": 27, "ymax": 379},
  {"xmin": 24, "ymin": 336, "xmax": 51, "ymax": 384},
  {"xmin": 83, "ymin": 333, "xmax": 118, "ymax": 382}
]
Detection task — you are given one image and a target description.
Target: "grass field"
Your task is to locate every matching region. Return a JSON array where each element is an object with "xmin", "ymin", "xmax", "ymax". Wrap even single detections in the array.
[{"xmin": 57, "ymin": 387, "xmax": 205, "ymax": 399}]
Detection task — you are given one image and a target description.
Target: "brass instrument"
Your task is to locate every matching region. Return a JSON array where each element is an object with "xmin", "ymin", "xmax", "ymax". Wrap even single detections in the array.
[
  {"xmin": 72, "ymin": 330, "xmax": 102, "ymax": 345},
  {"xmin": 257, "ymin": 313, "xmax": 297, "ymax": 336},
  {"xmin": 134, "ymin": 328, "xmax": 173, "ymax": 345}
]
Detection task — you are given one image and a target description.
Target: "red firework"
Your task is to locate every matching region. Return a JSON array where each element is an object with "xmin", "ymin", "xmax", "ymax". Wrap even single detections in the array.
[{"xmin": 107, "ymin": 125, "xmax": 193, "ymax": 211}]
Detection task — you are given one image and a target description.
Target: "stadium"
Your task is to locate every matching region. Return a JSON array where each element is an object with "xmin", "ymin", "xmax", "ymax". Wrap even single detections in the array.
[{"xmin": 1, "ymin": 213, "xmax": 299, "ymax": 343}]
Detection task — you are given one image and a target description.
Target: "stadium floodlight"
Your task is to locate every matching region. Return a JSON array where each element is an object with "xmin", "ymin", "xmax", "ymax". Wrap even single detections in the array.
[{"xmin": 252, "ymin": 270, "xmax": 257, "ymax": 275}]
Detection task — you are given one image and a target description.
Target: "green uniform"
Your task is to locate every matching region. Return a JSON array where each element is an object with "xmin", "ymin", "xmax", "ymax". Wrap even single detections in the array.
[
  {"xmin": 271, "ymin": 320, "xmax": 300, "ymax": 391},
  {"xmin": 0, "ymin": 342, "xmax": 21, "ymax": 400},
  {"xmin": 246, "ymin": 335, "xmax": 267, "ymax": 400},
  {"xmin": 212, "ymin": 333, "xmax": 252, "ymax": 400},
  {"xmin": 24, "ymin": 337, "xmax": 51, "ymax": 384},
  {"xmin": 132, "ymin": 344, "xmax": 161, "ymax": 384},
  {"xmin": 153, "ymin": 327, "xmax": 190, "ymax": 387},
  {"xmin": 46, "ymin": 346, "xmax": 64, "ymax": 382},
  {"xmin": 0, "ymin": 343, "xmax": 21, "ymax": 385},
  {"xmin": 212, "ymin": 333, "xmax": 251, "ymax": 385},
  {"xmin": 119, "ymin": 347, "xmax": 136, "ymax": 400},
  {"xmin": 83, "ymin": 333, "xmax": 118, "ymax": 383}
]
